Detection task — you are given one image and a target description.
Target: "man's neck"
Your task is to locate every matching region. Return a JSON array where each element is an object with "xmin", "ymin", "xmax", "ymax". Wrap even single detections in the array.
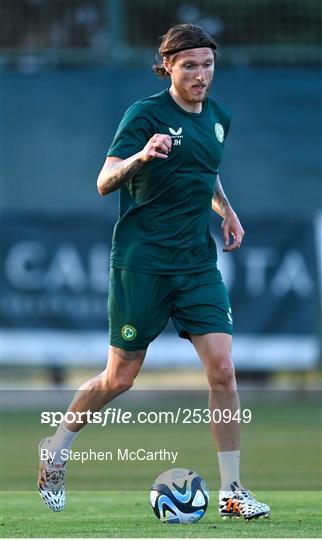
[{"xmin": 169, "ymin": 87, "xmax": 202, "ymax": 114}]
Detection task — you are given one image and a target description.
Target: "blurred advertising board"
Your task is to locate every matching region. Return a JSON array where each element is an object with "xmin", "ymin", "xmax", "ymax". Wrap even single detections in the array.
[{"xmin": 1, "ymin": 214, "xmax": 321, "ymax": 370}]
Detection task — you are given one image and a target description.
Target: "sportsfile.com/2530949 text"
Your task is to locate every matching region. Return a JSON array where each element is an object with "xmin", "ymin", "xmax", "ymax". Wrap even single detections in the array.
[{"xmin": 40, "ymin": 407, "xmax": 252, "ymax": 427}]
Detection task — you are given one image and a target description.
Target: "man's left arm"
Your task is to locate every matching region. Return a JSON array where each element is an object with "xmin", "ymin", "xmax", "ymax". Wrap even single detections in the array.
[{"xmin": 212, "ymin": 174, "xmax": 245, "ymax": 252}]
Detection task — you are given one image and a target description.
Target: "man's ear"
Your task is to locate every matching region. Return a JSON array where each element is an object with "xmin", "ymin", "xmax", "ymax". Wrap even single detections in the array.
[{"xmin": 163, "ymin": 59, "xmax": 172, "ymax": 75}]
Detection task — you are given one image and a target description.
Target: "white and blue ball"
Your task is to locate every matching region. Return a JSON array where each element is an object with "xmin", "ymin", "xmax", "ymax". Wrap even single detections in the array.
[{"xmin": 150, "ymin": 468, "xmax": 209, "ymax": 524}]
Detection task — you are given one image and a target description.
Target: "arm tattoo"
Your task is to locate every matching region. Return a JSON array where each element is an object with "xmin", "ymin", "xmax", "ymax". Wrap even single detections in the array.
[
  {"xmin": 98, "ymin": 155, "xmax": 145, "ymax": 195},
  {"xmin": 213, "ymin": 175, "xmax": 231, "ymax": 217}
]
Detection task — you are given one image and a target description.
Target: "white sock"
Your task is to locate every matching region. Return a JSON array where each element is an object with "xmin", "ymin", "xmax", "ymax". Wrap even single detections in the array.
[
  {"xmin": 217, "ymin": 450, "xmax": 241, "ymax": 491},
  {"xmin": 46, "ymin": 424, "xmax": 79, "ymax": 465}
]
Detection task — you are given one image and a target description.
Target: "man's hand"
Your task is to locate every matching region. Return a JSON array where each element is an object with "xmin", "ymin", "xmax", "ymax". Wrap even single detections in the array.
[
  {"xmin": 221, "ymin": 208, "xmax": 245, "ymax": 252},
  {"xmin": 97, "ymin": 134, "xmax": 172, "ymax": 196},
  {"xmin": 140, "ymin": 134, "xmax": 172, "ymax": 162},
  {"xmin": 212, "ymin": 175, "xmax": 244, "ymax": 251}
]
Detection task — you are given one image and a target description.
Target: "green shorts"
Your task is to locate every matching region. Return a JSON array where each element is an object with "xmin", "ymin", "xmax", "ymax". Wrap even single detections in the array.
[{"xmin": 108, "ymin": 267, "xmax": 233, "ymax": 351}]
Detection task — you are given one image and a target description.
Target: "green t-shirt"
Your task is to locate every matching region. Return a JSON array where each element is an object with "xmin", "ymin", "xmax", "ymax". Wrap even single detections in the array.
[{"xmin": 107, "ymin": 89, "xmax": 231, "ymax": 274}]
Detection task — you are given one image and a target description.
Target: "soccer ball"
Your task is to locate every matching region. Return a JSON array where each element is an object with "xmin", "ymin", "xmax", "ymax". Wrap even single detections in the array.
[{"xmin": 150, "ymin": 468, "xmax": 209, "ymax": 524}]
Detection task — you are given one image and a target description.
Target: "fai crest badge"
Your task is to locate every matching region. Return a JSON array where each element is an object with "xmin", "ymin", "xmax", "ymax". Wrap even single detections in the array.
[
  {"xmin": 215, "ymin": 123, "xmax": 224, "ymax": 143},
  {"xmin": 121, "ymin": 324, "xmax": 137, "ymax": 341}
]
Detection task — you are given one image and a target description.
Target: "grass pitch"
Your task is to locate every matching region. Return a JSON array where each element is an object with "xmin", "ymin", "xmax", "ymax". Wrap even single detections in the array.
[
  {"xmin": 2, "ymin": 392, "xmax": 321, "ymax": 537},
  {"xmin": 3, "ymin": 395, "xmax": 321, "ymax": 493},
  {"xmin": 1, "ymin": 491, "xmax": 322, "ymax": 538},
  {"xmin": 1, "ymin": 490, "xmax": 322, "ymax": 538}
]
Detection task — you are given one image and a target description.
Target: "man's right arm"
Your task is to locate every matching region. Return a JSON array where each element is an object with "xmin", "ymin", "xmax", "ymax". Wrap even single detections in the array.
[{"xmin": 97, "ymin": 134, "xmax": 172, "ymax": 196}]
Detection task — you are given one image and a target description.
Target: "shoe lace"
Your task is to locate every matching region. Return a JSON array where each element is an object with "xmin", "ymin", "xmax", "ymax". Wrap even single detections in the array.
[
  {"xmin": 236, "ymin": 489, "xmax": 260, "ymax": 508},
  {"xmin": 45, "ymin": 467, "xmax": 65, "ymax": 491}
]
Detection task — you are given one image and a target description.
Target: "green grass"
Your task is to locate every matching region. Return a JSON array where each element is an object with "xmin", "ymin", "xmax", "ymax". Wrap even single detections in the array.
[
  {"xmin": 3, "ymin": 398, "xmax": 322, "ymax": 492},
  {"xmin": 2, "ymin": 394, "xmax": 321, "ymax": 537},
  {"xmin": 1, "ymin": 490, "xmax": 322, "ymax": 538}
]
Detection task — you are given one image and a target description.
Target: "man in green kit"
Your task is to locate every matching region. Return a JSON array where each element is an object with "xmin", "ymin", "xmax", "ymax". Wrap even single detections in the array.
[{"xmin": 38, "ymin": 23, "xmax": 270, "ymax": 520}]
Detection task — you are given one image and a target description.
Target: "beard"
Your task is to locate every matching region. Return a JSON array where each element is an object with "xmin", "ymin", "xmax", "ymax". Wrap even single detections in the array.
[{"xmin": 176, "ymin": 80, "xmax": 211, "ymax": 104}]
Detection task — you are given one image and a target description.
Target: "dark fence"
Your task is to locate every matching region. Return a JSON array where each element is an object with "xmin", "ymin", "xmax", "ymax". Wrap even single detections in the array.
[
  {"xmin": 1, "ymin": 0, "xmax": 322, "ymax": 68},
  {"xmin": 4, "ymin": 68, "xmax": 321, "ymax": 218}
]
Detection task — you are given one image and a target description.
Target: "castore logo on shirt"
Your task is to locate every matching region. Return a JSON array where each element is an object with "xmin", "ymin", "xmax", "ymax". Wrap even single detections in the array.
[{"xmin": 168, "ymin": 126, "xmax": 183, "ymax": 146}]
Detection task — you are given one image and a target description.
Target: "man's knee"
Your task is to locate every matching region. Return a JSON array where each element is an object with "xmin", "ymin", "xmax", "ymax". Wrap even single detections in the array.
[
  {"xmin": 206, "ymin": 356, "xmax": 236, "ymax": 390},
  {"xmin": 108, "ymin": 377, "xmax": 133, "ymax": 394},
  {"xmin": 101, "ymin": 348, "xmax": 145, "ymax": 394},
  {"xmin": 101, "ymin": 369, "xmax": 133, "ymax": 395}
]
